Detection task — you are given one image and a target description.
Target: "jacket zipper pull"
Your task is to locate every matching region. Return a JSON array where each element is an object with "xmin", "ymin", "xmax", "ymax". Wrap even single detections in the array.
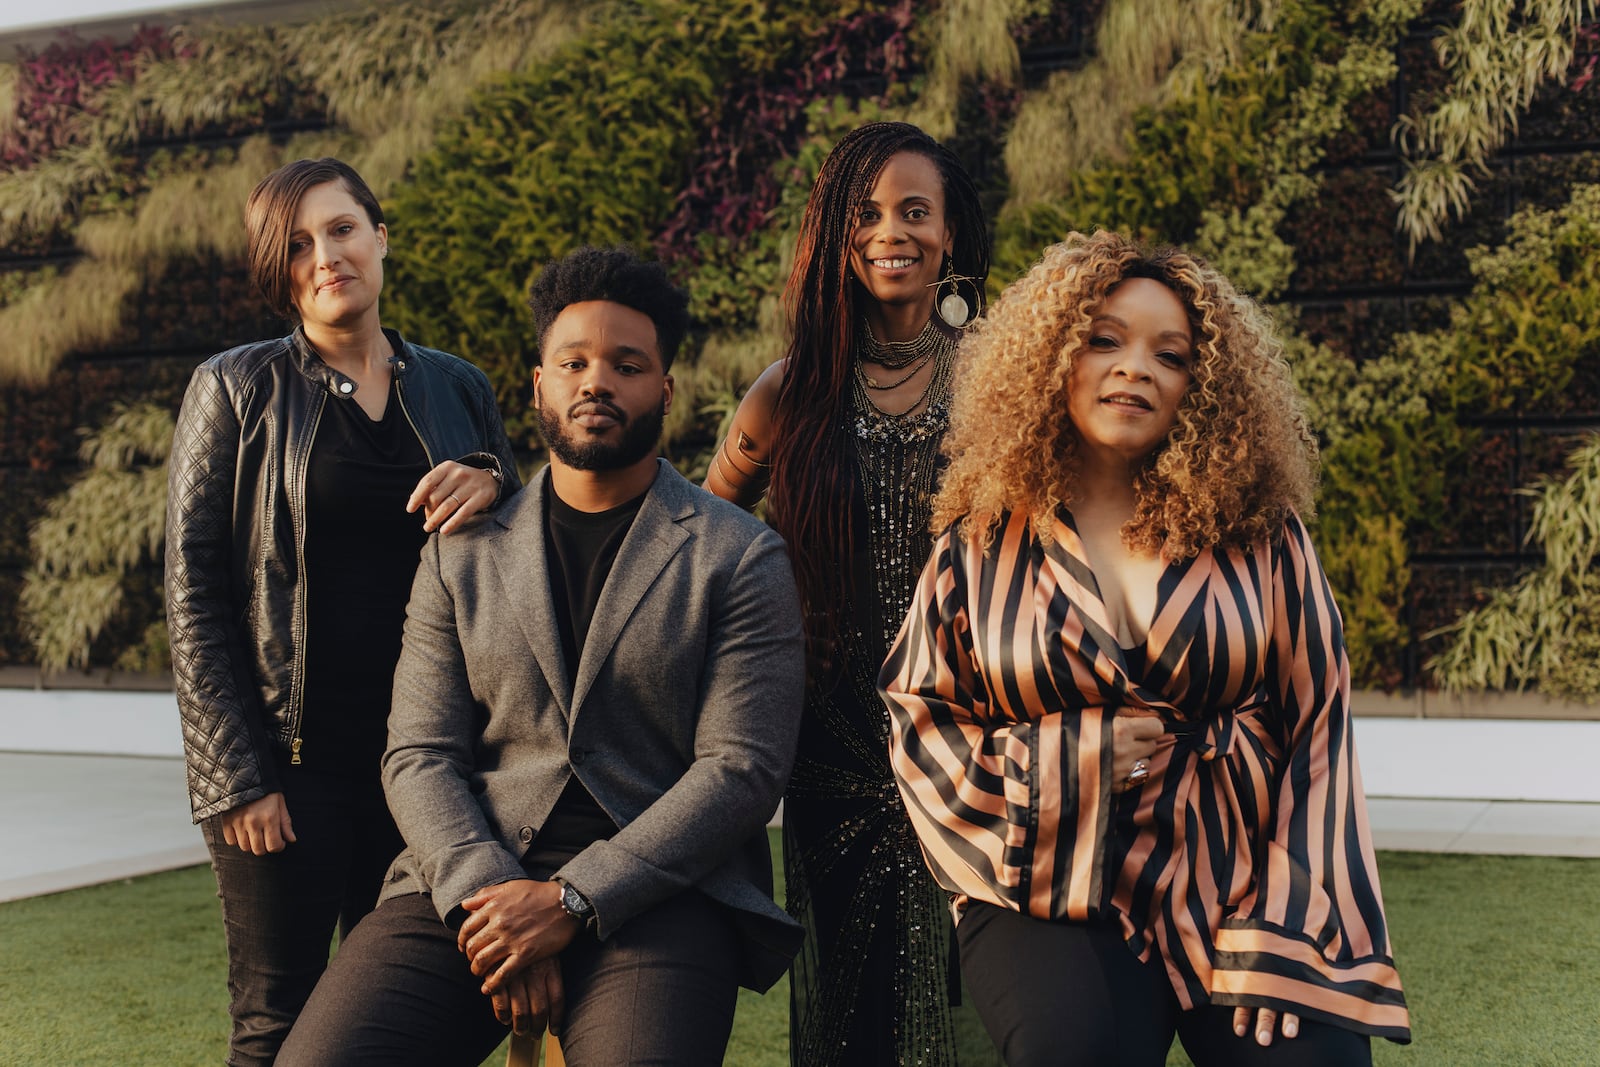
[{"xmin": 291, "ymin": 737, "xmax": 303, "ymax": 765}]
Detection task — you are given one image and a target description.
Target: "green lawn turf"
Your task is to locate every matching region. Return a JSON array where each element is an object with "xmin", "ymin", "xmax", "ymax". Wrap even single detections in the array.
[{"xmin": 2, "ymin": 836, "xmax": 1596, "ymax": 1066}]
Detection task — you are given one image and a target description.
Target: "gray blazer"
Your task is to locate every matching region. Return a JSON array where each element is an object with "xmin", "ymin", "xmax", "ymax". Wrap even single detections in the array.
[{"xmin": 381, "ymin": 460, "xmax": 805, "ymax": 990}]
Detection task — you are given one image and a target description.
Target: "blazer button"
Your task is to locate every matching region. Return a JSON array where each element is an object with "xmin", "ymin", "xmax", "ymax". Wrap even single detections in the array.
[
  {"xmin": 518, "ymin": 826, "xmax": 534, "ymax": 843},
  {"xmin": 570, "ymin": 748, "xmax": 586, "ymax": 766}
]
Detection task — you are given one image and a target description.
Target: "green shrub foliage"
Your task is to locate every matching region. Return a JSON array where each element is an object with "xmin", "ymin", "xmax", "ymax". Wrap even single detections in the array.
[
  {"xmin": 1432, "ymin": 435, "xmax": 1600, "ymax": 699},
  {"xmin": 383, "ymin": 0, "xmax": 880, "ymax": 448},
  {"xmin": 990, "ymin": 0, "xmax": 1345, "ymax": 285},
  {"xmin": 4, "ymin": 0, "xmax": 1600, "ymax": 694},
  {"xmin": 21, "ymin": 403, "xmax": 173, "ymax": 673},
  {"xmin": 1307, "ymin": 183, "xmax": 1600, "ymax": 687}
]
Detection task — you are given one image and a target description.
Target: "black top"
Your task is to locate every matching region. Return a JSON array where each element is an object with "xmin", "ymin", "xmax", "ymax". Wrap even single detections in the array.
[
  {"xmin": 300, "ymin": 377, "xmax": 429, "ymax": 778},
  {"xmin": 1121, "ymin": 637, "xmax": 1150, "ymax": 683},
  {"xmin": 545, "ymin": 480, "xmax": 646, "ymax": 677},
  {"xmin": 526, "ymin": 479, "xmax": 646, "ymax": 873}
]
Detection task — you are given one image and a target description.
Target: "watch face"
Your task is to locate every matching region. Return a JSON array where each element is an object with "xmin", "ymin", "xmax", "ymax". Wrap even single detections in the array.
[{"xmin": 562, "ymin": 884, "xmax": 591, "ymax": 915}]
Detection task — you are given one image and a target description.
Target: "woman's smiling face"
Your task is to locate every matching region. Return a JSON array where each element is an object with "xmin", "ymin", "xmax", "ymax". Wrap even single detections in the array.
[
  {"xmin": 1067, "ymin": 276, "xmax": 1195, "ymax": 468},
  {"xmin": 848, "ymin": 150, "xmax": 954, "ymax": 320}
]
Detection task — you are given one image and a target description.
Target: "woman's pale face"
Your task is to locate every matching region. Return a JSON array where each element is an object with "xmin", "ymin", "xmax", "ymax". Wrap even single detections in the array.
[
  {"xmin": 848, "ymin": 151, "xmax": 954, "ymax": 318},
  {"xmin": 287, "ymin": 180, "xmax": 387, "ymax": 331},
  {"xmin": 1066, "ymin": 277, "xmax": 1194, "ymax": 468}
]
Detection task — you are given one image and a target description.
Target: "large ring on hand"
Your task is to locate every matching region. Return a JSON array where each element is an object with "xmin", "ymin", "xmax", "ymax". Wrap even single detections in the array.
[{"xmin": 1125, "ymin": 759, "xmax": 1150, "ymax": 787}]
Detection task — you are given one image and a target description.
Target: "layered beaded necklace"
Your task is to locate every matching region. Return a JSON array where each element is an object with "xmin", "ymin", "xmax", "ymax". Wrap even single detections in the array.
[
  {"xmin": 852, "ymin": 317, "xmax": 957, "ymax": 420},
  {"xmin": 848, "ymin": 315, "xmax": 956, "ymax": 651},
  {"xmin": 856, "ymin": 315, "xmax": 946, "ymax": 369}
]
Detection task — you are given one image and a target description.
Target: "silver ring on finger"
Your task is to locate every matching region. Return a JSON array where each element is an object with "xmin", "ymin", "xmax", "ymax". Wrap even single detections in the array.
[
  {"xmin": 1125, "ymin": 758, "xmax": 1150, "ymax": 787},
  {"xmin": 447, "ymin": 492, "xmax": 461, "ymax": 505}
]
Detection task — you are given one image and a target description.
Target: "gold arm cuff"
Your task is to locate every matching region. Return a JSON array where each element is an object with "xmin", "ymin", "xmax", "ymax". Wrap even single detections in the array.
[
  {"xmin": 708, "ymin": 431, "xmax": 771, "ymax": 506},
  {"xmin": 732, "ymin": 430, "xmax": 771, "ymax": 469},
  {"xmin": 716, "ymin": 431, "xmax": 771, "ymax": 480}
]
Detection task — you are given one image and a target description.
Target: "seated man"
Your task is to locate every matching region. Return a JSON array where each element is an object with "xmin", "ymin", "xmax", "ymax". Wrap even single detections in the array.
[{"xmin": 279, "ymin": 247, "xmax": 805, "ymax": 1067}]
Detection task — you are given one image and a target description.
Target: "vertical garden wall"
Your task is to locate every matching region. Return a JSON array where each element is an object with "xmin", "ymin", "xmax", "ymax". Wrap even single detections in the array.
[{"xmin": 1, "ymin": 0, "xmax": 1597, "ymax": 698}]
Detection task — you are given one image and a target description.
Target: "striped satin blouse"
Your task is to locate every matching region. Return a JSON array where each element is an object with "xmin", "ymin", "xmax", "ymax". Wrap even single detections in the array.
[{"xmin": 880, "ymin": 509, "xmax": 1410, "ymax": 1042}]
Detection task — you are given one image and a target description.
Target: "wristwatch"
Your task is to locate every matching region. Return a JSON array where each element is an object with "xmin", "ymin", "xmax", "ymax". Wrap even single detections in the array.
[{"xmin": 557, "ymin": 881, "xmax": 594, "ymax": 926}]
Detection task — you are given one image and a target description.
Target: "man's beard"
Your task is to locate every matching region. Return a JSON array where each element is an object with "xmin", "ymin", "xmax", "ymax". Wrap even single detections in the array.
[{"xmin": 538, "ymin": 394, "xmax": 665, "ymax": 472}]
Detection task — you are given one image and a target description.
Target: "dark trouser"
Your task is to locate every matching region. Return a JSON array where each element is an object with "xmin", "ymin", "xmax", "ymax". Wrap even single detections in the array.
[
  {"xmin": 276, "ymin": 888, "xmax": 742, "ymax": 1067},
  {"xmin": 202, "ymin": 761, "xmax": 404, "ymax": 1067},
  {"xmin": 956, "ymin": 902, "xmax": 1373, "ymax": 1067}
]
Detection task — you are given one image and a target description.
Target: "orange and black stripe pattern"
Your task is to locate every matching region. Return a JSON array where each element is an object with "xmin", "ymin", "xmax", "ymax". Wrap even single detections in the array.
[{"xmin": 881, "ymin": 510, "xmax": 1410, "ymax": 1042}]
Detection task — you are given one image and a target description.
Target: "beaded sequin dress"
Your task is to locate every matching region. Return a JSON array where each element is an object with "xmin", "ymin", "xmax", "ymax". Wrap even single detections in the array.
[{"xmin": 783, "ymin": 328, "xmax": 997, "ymax": 1067}]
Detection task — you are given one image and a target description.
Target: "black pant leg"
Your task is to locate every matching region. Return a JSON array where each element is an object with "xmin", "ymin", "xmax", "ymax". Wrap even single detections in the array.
[
  {"xmin": 335, "ymin": 782, "xmax": 405, "ymax": 941},
  {"xmin": 204, "ymin": 767, "xmax": 398, "ymax": 1067},
  {"xmin": 557, "ymin": 891, "xmax": 742, "ymax": 1067},
  {"xmin": 1176, "ymin": 1005, "xmax": 1372, "ymax": 1067},
  {"xmin": 275, "ymin": 891, "xmax": 508, "ymax": 1067},
  {"xmin": 955, "ymin": 901, "xmax": 1177, "ymax": 1067}
]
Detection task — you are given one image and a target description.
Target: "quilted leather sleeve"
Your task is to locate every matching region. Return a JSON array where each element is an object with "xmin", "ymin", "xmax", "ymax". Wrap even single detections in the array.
[{"xmin": 166, "ymin": 361, "xmax": 279, "ymax": 822}]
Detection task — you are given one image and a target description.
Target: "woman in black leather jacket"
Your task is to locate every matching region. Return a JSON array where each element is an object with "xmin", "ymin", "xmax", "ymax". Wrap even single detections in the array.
[{"xmin": 164, "ymin": 157, "xmax": 521, "ymax": 1066}]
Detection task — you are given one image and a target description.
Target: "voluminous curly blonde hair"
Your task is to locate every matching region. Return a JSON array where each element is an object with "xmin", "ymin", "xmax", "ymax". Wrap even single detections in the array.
[{"xmin": 934, "ymin": 230, "xmax": 1318, "ymax": 559}]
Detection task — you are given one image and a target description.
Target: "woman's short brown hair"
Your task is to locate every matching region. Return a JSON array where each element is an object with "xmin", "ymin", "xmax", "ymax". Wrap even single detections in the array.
[{"xmin": 245, "ymin": 158, "xmax": 384, "ymax": 320}]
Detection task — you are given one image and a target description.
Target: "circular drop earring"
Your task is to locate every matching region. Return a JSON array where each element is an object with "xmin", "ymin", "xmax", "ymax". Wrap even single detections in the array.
[{"xmin": 928, "ymin": 259, "xmax": 978, "ymax": 329}]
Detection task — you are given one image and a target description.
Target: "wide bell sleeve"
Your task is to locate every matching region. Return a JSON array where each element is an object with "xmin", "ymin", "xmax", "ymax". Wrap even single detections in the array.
[
  {"xmin": 881, "ymin": 520, "xmax": 1116, "ymax": 921},
  {"xmin": 1208, "ymin": 513, "xmax": 1410, "ymax": 1042}
]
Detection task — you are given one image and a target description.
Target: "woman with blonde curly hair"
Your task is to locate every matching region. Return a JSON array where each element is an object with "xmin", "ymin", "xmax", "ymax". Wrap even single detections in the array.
[{"xmin": 881, "ymin": 231, "xmax": 1409, "ymax": 1066}]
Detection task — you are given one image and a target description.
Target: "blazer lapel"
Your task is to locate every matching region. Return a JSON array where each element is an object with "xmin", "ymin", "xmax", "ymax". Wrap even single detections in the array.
[
  {"xmin": 488, "ymin": 466, "xmax": 574, "ymax": 719},
  {"xmin": 570, "ymin": 461, "xmax": 691, "ymax": 716}
]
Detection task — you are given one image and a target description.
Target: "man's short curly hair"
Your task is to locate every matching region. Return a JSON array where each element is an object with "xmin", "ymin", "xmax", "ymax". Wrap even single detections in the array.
[
  {"xmin": 934, "ymin": 230, "xmax": 1319, "ymax": 559},
  {"xmin": 527, "ymin": 246, "xmax": 691, "ymax": 369}
]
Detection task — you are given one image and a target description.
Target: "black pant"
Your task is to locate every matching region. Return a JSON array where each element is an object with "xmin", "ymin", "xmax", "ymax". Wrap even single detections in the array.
[
  {"xmin": 956, "ymin": 902, "xmax": 1373, "ymax": 1067},
  {"xmin": 276, "ymin": 888, "xmax": 742, "ymax": 1067},
  {"xmin": 203, "ymin": 761, "xmax": 404, "ymax": 1067}
]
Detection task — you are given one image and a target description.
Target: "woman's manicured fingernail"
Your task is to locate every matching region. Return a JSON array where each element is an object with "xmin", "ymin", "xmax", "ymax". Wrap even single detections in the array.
[{"xmin": 1284, "ymin": 1020, "xmax": 1298, "ymax": 1038}]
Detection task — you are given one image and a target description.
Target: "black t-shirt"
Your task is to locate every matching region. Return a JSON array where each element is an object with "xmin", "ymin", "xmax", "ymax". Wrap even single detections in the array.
[
  {"xmin": 299, "ymin": 377, "xmax": 429, "ymax": 777},
  {"xmin": 527, "ymin": 479, "xmax": 647, "ymax": 873}
]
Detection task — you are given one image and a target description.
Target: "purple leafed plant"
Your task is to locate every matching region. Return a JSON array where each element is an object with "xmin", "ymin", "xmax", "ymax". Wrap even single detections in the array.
[
  {"xmin": 654, "ymin": 2, "xmax": 916, "ymax": 265},
  {"xmin": 1571, "ymin": 23, "xmax": 1599, "ymax": 94},
  {"xmin": 4, "ymin": 27, "xmax": 175, "ymax": 170}
]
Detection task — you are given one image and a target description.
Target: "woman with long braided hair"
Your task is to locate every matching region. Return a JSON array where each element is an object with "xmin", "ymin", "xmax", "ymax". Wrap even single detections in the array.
[{"xmin": 705, "ymin": 121, "xmax": 994, "ymax": 1066}]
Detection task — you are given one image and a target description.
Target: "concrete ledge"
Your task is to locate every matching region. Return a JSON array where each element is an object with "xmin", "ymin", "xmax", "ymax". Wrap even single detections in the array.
[
  {"xmin": 3, "ymin": 690, "xmax": 1595, "ymax": 804},
  {"xmin": 0, "ymin": 690, "xmax": 182, "ymax": 758},
  {"xmin": 0, "ymin": 666, "xmax": 173, "ymax": 691},
  {"xmin": 1354, "ymin": 688, "xmax": 1600, "ymax": 721},
  {"xmin": 1356, "ymin": 717, "xmax": 1600, "ymax": 803},
  {"xmin": 0, "ymin": 752, "xmax": 206, "ymax": 904},
  {"xmin": 0, "ymin": 843, "xmax": 211, "ymax": 904},
  {"xmin": 1366, "ymin": 798, "xmax": 1600, "ymax": 858}
]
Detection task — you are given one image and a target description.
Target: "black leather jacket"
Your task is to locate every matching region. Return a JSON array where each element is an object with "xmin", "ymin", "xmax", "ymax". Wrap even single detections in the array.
[{"xmin": 166, "ymin": 328, "xmax": 521, "ymax": 821}]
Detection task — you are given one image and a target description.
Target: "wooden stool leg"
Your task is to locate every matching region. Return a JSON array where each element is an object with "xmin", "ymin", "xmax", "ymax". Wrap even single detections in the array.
[
  {"xmin": 506, "ymin": 1031, "xmax": 539, "ymax": 1067},
  {"xmin": 506, "ymin": 1031, "xmax": 564, "ymax": 1067}
]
